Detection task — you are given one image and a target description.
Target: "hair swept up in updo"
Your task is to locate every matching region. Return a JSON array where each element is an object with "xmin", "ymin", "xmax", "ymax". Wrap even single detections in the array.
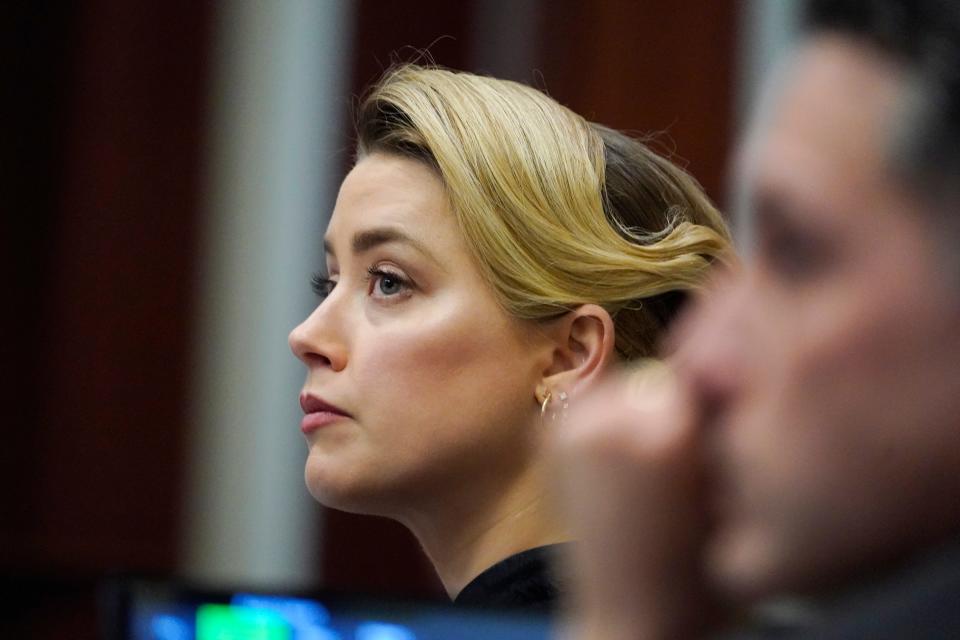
[{"xmin": 356, "ymin": 64, "xmax": 732, "ymax": 359}]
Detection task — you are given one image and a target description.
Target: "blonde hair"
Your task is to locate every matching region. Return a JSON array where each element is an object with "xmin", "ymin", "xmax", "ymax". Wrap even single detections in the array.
[{"xmin": 357, "ymin": 65, "xmax": 732, "ymax": 359}]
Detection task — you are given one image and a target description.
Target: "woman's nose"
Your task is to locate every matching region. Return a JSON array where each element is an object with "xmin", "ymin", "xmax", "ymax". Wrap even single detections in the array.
[{"xmin": 288, "ymin": 302, "xmax": 347, "ymax": 371}]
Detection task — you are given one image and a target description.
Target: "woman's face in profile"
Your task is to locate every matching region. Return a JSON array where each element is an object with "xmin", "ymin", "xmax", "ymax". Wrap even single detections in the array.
[{"xmin": 289, "ymin": 153, "xmax": 553, "ymax": 517}]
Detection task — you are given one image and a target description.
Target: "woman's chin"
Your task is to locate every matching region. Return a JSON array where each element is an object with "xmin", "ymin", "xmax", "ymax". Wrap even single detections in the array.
[{"xmin": 304, "ymin": 455, "xmax": 388, "ymax": 515}]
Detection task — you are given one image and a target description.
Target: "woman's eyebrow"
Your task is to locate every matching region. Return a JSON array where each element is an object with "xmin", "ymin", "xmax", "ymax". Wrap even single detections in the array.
[{"xmin": 323, "ymin": 226, "xmax": 441, "ymax": 266}]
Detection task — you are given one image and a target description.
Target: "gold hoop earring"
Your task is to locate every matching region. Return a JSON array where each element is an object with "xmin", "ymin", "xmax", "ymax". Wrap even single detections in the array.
[
  {"xmin": 540, "ymin": 391, "xmax": 552, "ymax": 417},
  {"xmin": 539, "ymin": 390, "xmax": 569, "ymax": 423}
]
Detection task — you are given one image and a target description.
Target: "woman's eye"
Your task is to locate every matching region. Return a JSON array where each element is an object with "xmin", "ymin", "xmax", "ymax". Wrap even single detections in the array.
[
  {"xmin": 377, "ymin": 274, "xmax": 402, "ymax": 295},
  {"xmin": 367, "ymin": 267, "xmax": 410, "ymax": 298}
]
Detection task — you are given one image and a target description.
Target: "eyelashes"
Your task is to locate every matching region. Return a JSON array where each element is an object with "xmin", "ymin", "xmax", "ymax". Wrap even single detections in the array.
[
  {"xmin": 310, "ymin": 271, "xmax": 336, "ymax": 299},
  {"xmin": 309, "ymin": 266, "xmax": 412, "ymax": 301}
]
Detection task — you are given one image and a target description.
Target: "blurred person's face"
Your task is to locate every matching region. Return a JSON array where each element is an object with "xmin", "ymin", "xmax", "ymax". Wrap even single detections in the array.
[
  {"xmin": 676, "ymin": 37, "xmax": 960, "ymax": 598},
  {"xmin": 289, "ymin": 153, "xmax": 553, "ymax": 519}
]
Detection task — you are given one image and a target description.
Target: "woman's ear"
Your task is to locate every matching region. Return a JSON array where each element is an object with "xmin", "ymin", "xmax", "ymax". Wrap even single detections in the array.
[{"xmin": 541, "ymin": 304, "xmax": 616, "ymax": 394}]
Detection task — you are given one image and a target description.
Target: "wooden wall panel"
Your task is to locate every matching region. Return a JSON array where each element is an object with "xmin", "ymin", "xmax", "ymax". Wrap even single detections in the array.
[
  {"xmin": 540, "ymin": 0, "xmax": 738, "ymax": 202},
  {"xmin": 2, "ymin": 1, "xmax": 211, "ymax": 636}
]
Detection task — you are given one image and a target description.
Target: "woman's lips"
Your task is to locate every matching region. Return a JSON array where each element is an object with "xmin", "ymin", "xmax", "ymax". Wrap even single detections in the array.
[
  {"xmin": 299, "ymin": 393, "xmax": 350, "ymax": 434},
  {"xmin": 300, "ymin": 410, "xmax": 347, "ymax": 434}
]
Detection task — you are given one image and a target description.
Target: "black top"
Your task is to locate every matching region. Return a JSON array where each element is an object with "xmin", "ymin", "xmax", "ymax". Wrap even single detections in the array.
[{"xmin": 453, "ymin": 543, "xmax": 569, "ymax": 613}]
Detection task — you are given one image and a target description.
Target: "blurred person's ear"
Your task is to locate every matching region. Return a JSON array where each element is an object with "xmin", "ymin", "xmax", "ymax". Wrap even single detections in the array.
[{"xmin": 538, "ymin": 304, "xmax": 616, "ymax": 395}]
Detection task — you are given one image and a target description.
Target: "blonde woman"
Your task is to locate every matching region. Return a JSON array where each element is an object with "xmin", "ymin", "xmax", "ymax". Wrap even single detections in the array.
[{"xmin": 289, "ymin": 65, "xmax": 731, "ymax": 611}]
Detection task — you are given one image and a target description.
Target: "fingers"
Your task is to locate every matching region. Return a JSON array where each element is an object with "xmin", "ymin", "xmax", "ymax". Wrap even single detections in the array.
[{"xmin": 551, "ymin": 361, "xmax": 715, "ymax": 639}]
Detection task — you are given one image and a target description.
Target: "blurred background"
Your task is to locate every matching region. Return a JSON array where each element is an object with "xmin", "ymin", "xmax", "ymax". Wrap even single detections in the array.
[{"xmin": 2, "ymin": 0, "xmax": 800, "ymax": 637}]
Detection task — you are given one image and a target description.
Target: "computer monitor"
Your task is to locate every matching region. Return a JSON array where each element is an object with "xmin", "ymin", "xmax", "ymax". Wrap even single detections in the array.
[{"xmin": 102, "ymin": 579, "xmax": 553, "ymax": 640}]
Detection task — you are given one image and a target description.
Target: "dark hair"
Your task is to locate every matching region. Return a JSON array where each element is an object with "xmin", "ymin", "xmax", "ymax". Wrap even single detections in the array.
[
  {"xmin": 592, "ymin": 124, "xmax": 726, "ymax": 355},
  {"xmin": 804, "ymin": 0, "xmax": 960, "ymax": 201}
]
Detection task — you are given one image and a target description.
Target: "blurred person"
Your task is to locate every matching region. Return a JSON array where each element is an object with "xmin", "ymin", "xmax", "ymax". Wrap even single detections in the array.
[
  {"xmin": 288, "ymin": 65, "xmax": 731, "ymax": 610},
  {"xmin": 554, "ymin": 0, "xmax": 960, "ymax": 637}
]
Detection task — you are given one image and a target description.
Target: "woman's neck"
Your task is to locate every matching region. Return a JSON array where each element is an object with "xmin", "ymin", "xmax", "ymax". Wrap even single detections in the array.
[{"xmin": 396, "ymin": 462, "xmax": 571, "ymax": 599}]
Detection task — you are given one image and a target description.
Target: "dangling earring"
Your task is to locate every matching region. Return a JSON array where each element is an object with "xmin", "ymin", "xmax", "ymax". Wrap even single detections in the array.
[{"xmin": 555, "ymin": 391, "xmax": 569, "ymax": 423}]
